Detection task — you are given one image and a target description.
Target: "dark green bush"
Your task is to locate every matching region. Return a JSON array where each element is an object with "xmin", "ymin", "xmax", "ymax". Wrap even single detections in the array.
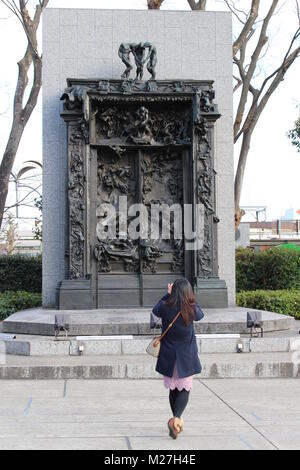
[
  {"xmin": 0, "ymin": 291, "xmax": 42, "ymax": 321},
  {"xmin": 236, "ymin": 248, "xmax": 300, "ymax": 292},
  {"xmin": 0, "ymin": 254, "xmax": 42, "ymax": 293},
  {"xmin": 236, "ymin": 290, "xmax": 300, "ymax": 319}
]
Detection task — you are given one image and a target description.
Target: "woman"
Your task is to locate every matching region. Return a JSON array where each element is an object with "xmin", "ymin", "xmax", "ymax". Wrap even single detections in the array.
[{"xmin": 152, "ymin": 278, "xmax": 204, "ymax": 439}]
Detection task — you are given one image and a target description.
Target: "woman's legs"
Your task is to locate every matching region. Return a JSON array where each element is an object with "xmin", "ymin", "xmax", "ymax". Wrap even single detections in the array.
[
  {"xmin": 169, "ymin": 388, "xmax": 190, "ymax": 418},
  {"xmin": 173, "ymin": 389, "xmax": 190, "ymax": 418},
  {"xmin": 169, "ymin": 389, "xmax": 178, "ymax": 415}
]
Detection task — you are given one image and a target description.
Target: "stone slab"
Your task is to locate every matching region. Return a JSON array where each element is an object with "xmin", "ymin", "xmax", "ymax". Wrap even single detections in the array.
[
  {"xmin": 129, "ymin": 435, "xmax": 274, "ymax": 451},
  {"xmin": 2, "ymin": 307, "xmax": 295, "ymax": 336},
  {"xmin": 1, "ymin": 378, "xmax": 300, "ymax": 449},
  {"xmin": 0, "ymin": 437, "xmax": 128, "ymax": 451},
  {"xmin": 1, "ymin": 335, "xmax": 298, "ymax": 357},
  {"xmin": 0, "ymin": 352, "xmax": 298, "ymax": 380},
  {"xmin": 0, "ymin": 380, "xmax": 65, "ymax": 398}
]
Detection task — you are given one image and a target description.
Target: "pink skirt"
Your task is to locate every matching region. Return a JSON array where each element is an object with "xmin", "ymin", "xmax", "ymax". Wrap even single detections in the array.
[{"xmin": 163, "ymin": 362, "xmax": 193, "ymax": 392}]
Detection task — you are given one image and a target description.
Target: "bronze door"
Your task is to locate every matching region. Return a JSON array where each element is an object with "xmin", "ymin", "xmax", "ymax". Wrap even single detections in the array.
[{"xmin": 95, "ymin": 146, "xmax": 192, "ymax": 308}]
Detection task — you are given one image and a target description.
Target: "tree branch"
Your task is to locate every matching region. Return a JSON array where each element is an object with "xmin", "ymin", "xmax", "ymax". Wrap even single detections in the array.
[
  {"xmin": 236, "ymin": 33, "xmax": 300, "ymax": 143},
  {"xmin": 233, "ymin": 0, "xmax": 260, "ymax": 56},
  {"xmin": 4, "ymin": 186, "xmax": 41, "ymax": 211},
  {"xmin": 234, "ymin": 0, "xmax": 279, "ymax": 139},
  {"xmin": 296, "ymin": 0, "xmax": 300, "ymax": 25},
  {"xmin": 233, "ymin": 75, "xmax": 243, "ymax": 93},
  {"xmin": 224, "ymin": 0, "xmax": 247, "ymax": 26}
]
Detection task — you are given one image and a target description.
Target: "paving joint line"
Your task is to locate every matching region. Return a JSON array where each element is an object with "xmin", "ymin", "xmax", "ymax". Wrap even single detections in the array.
[
  {"xmin": 197, "ymin": 379, "xmax": 279, "ymax": 451},
  {"xmin": 63, "ymin": 380, "xmax": 68, "ymax": 398},
  {"xmin": 125, "ymin": 436, "xmax": 133, "ymax": 450},
  {"xmin": 24, "ymin": 398, "xmax": 32, "ymax": 418}
]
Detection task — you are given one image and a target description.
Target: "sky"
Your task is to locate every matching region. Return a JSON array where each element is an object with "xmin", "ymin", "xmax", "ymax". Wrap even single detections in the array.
[{"xmin": 0, "ymin": 0, "xmax": 300, "ymax": 227}]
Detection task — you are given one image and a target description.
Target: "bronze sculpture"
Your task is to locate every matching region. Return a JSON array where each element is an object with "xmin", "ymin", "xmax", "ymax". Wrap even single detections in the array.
[
  {"xmin": 59, "ymin": 77, "xmax": 228, "ymax": 309},
  {"xmin": 118, "ymin": 42, "xmax": 157, "ymax": 81}
]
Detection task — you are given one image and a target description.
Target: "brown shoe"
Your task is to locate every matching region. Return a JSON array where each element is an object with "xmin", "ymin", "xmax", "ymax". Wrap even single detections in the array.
[
  {"xmin": 174, "ymin": 417, "xmax": 184, "ymax": 433},
  {"xmin": 168, "ymin": 418, "xmax": 179, "ymax": 439}
]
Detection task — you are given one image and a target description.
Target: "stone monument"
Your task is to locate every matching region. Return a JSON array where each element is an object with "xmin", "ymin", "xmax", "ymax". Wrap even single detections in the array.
[{"xmin": 42, "ymin": 9, "xmax": 235, "ymax": 310}]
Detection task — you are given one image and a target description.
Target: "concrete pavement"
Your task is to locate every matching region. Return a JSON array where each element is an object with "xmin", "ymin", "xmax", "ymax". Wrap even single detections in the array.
[{"xmin": 0, "ymin": 378, "xmax": 299, "ymax": 450}]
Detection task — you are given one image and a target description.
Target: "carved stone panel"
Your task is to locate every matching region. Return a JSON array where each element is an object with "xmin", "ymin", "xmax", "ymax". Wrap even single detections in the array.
[
  {"xmin": 94, "ymin": 103, "xmax": 192, "ymax": 146},
  {"xmin": 68, "ymin": 122, "xmax": 87, "ymax": 279},
  {"xmin": 141, "ymin": 149, "xmax": 184, "ymax": 274},
  {"xmin": 196, "ymin": 117, "xmax": 219, "ymax": 279},
  {"xmin": 95, "ymin": 147, "xmax": 139, "ymax": 273},
  {"xmin": 94, "ymin": 146, "xmax": 184, "ymax": 276}
]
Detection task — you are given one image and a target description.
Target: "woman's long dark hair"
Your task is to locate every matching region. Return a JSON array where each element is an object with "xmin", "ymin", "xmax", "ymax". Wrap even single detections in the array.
[{"xmin": 167, "ymin": 278, "xmax": 196, "ymax": 326}]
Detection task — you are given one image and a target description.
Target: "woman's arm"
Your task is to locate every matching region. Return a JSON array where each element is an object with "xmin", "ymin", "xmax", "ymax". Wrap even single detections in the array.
[
  {"xmin": 194, "ymin": 303, "xmax": 205, "ymax": 322},
  {"xmin": 152, "ymin": 293, "xmax": 170, "ymax": 318}
]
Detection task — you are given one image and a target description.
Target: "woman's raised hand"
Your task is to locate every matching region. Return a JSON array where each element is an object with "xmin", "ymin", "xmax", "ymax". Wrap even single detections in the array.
[{"xmin": 168, "ymin": 283, "xmax": 174, "ymax": 295}]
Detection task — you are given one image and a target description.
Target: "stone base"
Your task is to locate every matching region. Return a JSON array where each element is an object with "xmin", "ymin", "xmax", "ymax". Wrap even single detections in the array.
[
  {"xmin": 56, "ymin": 274, "xmax": 180, "ymax": 310},
  {"xmin": 57, "ymin": 277, "xmax": 229, "ymax": 310},
  {"xmin": 56, "ymin": 280, "xmax": 96, "ymax": 310},
  {"xmin": 195, "ymin": 278, "xmax": 228, "ymax": 308},
  {"xmin": 2, "ymin": 307, "xmax": 295, "ymax": 337}
]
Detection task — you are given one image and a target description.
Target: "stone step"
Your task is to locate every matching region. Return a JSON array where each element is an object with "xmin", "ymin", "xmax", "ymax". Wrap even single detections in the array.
[
  {"xmin": 0, "ymin": 353, "xmax": 299, "ymax": 380},
  {"xmin": 2, "ymin": 307, "xmax": 295, "ymax": 336},
  {"xmin": 1, "ymin": 335, "xmax": 300, "ymax": 357}
]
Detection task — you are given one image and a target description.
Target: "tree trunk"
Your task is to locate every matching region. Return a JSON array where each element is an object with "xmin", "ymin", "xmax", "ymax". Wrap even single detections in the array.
[
  {"xmin": 234, "ymin": 129, "xmax": 252, "ymax": 230},
  {"xmin": 0, "ymin": 123, "xmax": 25, "ymax": 228},
  {"xmin": 147, "ymin": 0, "xmax": 164, "ymax": 9}
]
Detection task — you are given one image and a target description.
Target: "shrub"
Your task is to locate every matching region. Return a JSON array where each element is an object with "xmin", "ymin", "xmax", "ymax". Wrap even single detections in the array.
[
  {"xmin": 0, "ymin": 291, "xmax": 42, "ymax": 321},
  {"xmin": 0, "ymin": 254, "xmax": 42, "ymax": 293},
  {"xmin": 236, "ymin": 290, "xmax": 300, "ymax": 319},
  {"xmin": 236, "ymin": 248, "xmax": 300, "ymax": 292}
]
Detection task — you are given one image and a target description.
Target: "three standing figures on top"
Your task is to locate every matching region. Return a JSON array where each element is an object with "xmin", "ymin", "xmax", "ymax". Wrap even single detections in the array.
[{"xmin": 118, "ymin": 42, "xmax": 157, "ymax": 81}]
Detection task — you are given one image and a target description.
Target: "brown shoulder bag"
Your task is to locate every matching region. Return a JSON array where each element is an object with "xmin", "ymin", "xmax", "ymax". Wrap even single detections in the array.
[{"xmin": 146, "ymin": 311, "xmax": 181, "ymax": 358}]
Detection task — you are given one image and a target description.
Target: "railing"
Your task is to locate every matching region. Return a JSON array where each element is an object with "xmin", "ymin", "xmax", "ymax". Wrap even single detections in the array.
[{"xmin": 249, "ymin": 220, "xmax": 300, "ymax": 240}]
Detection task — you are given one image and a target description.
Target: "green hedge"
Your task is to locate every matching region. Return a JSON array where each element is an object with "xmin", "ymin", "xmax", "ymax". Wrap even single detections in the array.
[
  {"xmin": 0, "ymin": 255, "xmax": 42, "ymax": 293},
  {"xmin": 0, "ymin": 291, "xmax": 42, "ymax": 321},
  {"xmin": 236, "ymin": 248, "xmax": 300, "ymax": 292},
  {"xmin": 236, "ymin": 290, "xmax": 300, "ymax": 319}
]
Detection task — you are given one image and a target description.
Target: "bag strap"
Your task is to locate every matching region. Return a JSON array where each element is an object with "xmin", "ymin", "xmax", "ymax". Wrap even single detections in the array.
[{"xmin": 157, "ymin": 311, "xmax": 182, "ymax": 343}]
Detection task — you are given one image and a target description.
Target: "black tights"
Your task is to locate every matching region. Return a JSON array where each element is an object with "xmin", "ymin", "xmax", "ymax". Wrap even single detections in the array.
[{"xmin": 169, "ymin": 389, "xmax": 190, "ymax": 418}]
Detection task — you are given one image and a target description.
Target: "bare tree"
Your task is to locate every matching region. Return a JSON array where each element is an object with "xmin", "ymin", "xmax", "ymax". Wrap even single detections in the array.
[
  {"xmin": 0, "ymin": 212, "xmax": 18, "ymax": 255},
  {"xmin": 188, "ymin": 0, "xmax": 300, "ymax": 228},
  {"xmin": 147, "ymin": 0, "xmax": 164, "ymax": 9},
  {"xmin": 0, "ymin": 0, "xmax": 49, "ymax": 230}
]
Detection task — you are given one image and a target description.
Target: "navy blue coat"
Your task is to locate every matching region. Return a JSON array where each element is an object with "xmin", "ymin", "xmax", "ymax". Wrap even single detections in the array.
[{"xmin": 152, "ymin": 293, "xmax": 204, "ymax": 378}]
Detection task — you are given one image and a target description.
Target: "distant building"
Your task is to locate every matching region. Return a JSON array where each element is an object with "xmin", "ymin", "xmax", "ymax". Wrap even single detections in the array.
[
  {"xmin": 236, "ymin": 219, "xmax": 300, "ymax": 251},
  {"xmin": 15, "ymin": 231, "xmax": 42, "ymax": 255},
  {"xmin": 235, "ymin": 223, "xmax": 250, "ymax": 248},
  {"xmin": 281, "ymin": 208, "xmax": 295, "ymax": 220},
  {"xmin": 0, "ymin": 229, "xmax": 41, "ymax": 256}
]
